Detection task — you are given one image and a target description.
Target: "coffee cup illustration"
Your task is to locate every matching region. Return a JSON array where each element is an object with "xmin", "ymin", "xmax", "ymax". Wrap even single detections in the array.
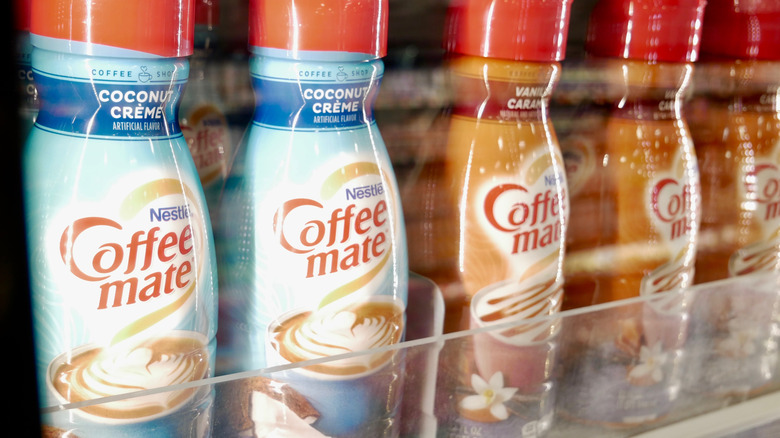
[
  {"xmin": 469, "ymin": 279, "xmax": 562, "ymax": 393},
  {"xmin": 138, "ymin": 66, "xmax": 152, "ymax": 83},
  {"xmin": 265, "ymin": 295, "xmax": 406, "ymax": 437},
  {"xmin": 45, "ymin": 330, "xmax": 212, "ymax": 437}
]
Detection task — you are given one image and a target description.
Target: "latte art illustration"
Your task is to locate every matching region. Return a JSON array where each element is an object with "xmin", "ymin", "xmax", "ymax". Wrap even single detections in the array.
[
  {"xmin": 270, "ymin": 298, "xmax": 404, "ymax": 377},
  {"xmin": 50, "ymin": 333, "xmax": 209, "ymax": 421},
  {"xmin": 472, "ymin": 279, "xmax": 562, "ymax": 344}
]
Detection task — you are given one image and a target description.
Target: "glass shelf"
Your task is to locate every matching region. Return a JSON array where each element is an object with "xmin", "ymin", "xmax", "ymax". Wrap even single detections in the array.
[{"xmin": 39, "ymin": 272, "xmax": 780, "ymax": 437}]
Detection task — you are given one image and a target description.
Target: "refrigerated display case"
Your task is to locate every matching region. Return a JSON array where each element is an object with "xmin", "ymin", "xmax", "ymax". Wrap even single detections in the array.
[
  {"xmin": 36, "ymin": 272, "xmax": 780, "ymax": 437},
  {"xmin": 10, "ymin": 0, "xmax": 780, "ymax": 436}
]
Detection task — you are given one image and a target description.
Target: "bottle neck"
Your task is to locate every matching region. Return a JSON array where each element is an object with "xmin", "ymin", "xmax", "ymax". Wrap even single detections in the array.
[
  {"xmin": 249, "ymin": 54, "xmax": 384, "ymax": 131},
  {"xmin": 694, "ymin": 60, "xmax": 780, "ymax": 114},
  {"xmin": 447, "ymin": 55, "xmax": 561, "ymax": 123},
  {"xmin": 32, "ymin": 49, "xmax": 189, "ymax": 139},
  {"xmin": 593, "ymin": 59, "xmax": 694, "ymax": 121}
]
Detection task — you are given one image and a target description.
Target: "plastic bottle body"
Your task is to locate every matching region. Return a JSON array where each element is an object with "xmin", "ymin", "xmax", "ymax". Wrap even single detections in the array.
[
  {"xmin": 563, "ymin": 60, "xmax": 700, "ymax": 308},
  {"xmin": 24, "ymin": 48, "xmax": 217, "ymax": 437},
  {"xmin": 216, "ymin": 51, "xmax": 408, "ymax": 437},
  {"xmin": 690, "ymin": 60, "xmax": 780, "ymax": 283},
  {"xmin": 559, "ymin": 59, "xmax": 699, "ymax": 426},
  {"xmin": 420, "ymin": 55, "xmax": 566, "ymax": 438},
  {"xmin": 681, "ymin": 59, "xmax": 780, "ymax": 399}
]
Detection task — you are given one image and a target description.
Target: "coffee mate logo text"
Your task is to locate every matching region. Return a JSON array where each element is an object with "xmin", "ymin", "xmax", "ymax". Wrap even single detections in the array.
[
  {"xmin": 58, "ymin": 178, "xmax": 206, "ymax": 318},
  {"xmin": 484, "ymin": 182, "xmax": 565, "ymax": 255},
  {"xmin": 651, "ymin": 179, "xmax": 696, "ymax": 240},
  {"xmin": 274, "ymin": 183, "xmax": 389, "ymax": 279},
  {"xmin": 751, "ymin": 163, "xmax": 780, "ymax": 222},
  {"xmin": 61, "ymin": 206, "xmax": 196, "ymax": 311}
]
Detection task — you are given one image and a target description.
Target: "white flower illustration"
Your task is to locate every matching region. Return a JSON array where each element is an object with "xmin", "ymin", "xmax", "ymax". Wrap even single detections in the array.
[
  {"xmin": 628, "ymin": 342, "xmax": 668, "ymax": 385},
  {"xmin": 717, "ymin": 320, "xmax": 757, "ymax": 358},
  {"xmin": 460, "ymin": 372, "xmax": 518, "ymax": 421}
]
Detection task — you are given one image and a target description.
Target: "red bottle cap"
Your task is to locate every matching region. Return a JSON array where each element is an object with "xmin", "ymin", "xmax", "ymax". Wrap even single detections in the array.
[
  {"xmin": 445, "ymin": 0, "xmax": 574, "ymax": 62},
  {"xmin": 700, "ymin": 0, "xmax": 780, "ymax": 60},
  {"xmin": 586, "ymin": 0, "xmax": 707, "ymax": 62},
  {"xmin": 195, "ymin": 0, "xmax": 219, "ymax": 28},
  {"xmin": 31, "ymin": 0, "xmax": 194, "ymax": 58},
  {"xmin": 249, "ymin": 0, "xmax": 388, "ymax": 58}
]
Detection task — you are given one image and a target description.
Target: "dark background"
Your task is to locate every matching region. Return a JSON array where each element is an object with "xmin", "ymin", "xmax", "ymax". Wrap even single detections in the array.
[{"xmin": 4, "ymin": 0, "xmax": 39, "ymax": 435}]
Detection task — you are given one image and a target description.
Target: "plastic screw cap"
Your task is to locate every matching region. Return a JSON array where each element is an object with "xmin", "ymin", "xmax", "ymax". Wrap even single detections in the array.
[
  {"xmin": 249, "ymin": 0, "xmax": 388, "ymax": 58},
  {"xmin": 586, "ymin": 0, "xmax": 707, "ymax": 62},
  {"xmin": 31, "ymin": 0, "xmax": 195, "ymax": 57},
  {"xmin": 700, "ymin": 0, "xmax": 780, "ymax": 60},
  {"xmin": 445, "ymin": 0, "xmax": 574, "ymax": 62},
  {"xmin": 195, "ymin": 0, "xmax": 219, "ymax": 28}
]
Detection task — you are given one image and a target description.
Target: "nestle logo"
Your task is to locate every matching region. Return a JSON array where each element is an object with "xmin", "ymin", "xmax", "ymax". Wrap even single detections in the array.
[
  {"xmin": 346, "ymin": 182, "xmax": 385, "ymax": 201},
  {"xmin": 149, "ymin": 205, "xmax": 192, "ymax": 222}
]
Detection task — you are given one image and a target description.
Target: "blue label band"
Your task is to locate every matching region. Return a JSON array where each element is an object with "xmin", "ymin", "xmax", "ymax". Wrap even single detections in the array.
[
  {"xmin": 251, "ymin": 76, "xmax": 381, "ymax": 130},
  {"xmin": 34, "ymin": 72, "xmax": 184, "ymax": 138}
]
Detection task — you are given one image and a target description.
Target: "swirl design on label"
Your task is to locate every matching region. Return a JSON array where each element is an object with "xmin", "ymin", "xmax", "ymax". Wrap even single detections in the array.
[
  {"xmin": 50, "ymin": 333, "xmax": 209, "ymax": 421},
  {"xmin": 268, "ymin": 161, "xmax": 404, "ymax": 374},
  {"xmin": 270, "ymin": 297, "xmax": 403, "ymax": 377}
]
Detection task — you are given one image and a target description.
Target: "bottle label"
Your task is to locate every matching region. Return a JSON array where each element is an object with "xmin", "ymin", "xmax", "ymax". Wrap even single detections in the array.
[
  {"xmin": 229, "ymin": 157, "xmax": 406, "ymax": 368},
  {"xmin": 251, "ymin": 63, "xmax": 380, "ymax": 130},
  {"xmin": 26, "ymin": 163, "xmax": 216, "ymax": 421},
  {"xmin": 17, "ymin": 33, "xmax": 37, "ymax": 114},
  {"xmin": 612, "ymin": 90, "xmax": 680, "ymax": 121},
  {"xmin": 641, "ymin": 149, "xmax": 700, "ymax": 296},
  {"xmin": 33, "ymin": 60, "xmax": 185, "ymax": 138},
  {"xmin": 452, "ymin": 76, "xmax": 551, "ymax": 122}
]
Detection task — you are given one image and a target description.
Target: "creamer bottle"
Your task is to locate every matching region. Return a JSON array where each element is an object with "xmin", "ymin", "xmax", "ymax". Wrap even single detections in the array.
[
  {"xmin": 24, "ymin": 1, "xmax": 217, "ymax": 437},
  {"xmin": 180, "ymin": 0, "xmax": 231, "ymax": 225},
  {"xmin": 422, "ymin": 1, "xmax": 572, "ymax": 436},
  {"xmin": 215, "ymin": 1, "xmax": 407, "ymax": 437},
  {"xmin": 15, "ymin": 0, "xmax": 37, "ymax": 131},
  {"xmin": 691, "ymin": 0, "xmax": 780, "ymax": 283},
  {"xmin": 558, "ymin": 0, "xmax": 704, "ymax": 426},
  {"xmin": 686, "ymin": 0, "xmax": 780, "ymax": 398}
]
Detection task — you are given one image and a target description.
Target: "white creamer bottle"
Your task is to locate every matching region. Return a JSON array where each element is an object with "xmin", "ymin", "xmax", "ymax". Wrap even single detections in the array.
[
  {"xmin": 24, "ymin": 1, "xmax": 217, "ymax": 436},
  {"xmin": 215, "ymin": 1, "xmax": 407, "ymax": 437}
]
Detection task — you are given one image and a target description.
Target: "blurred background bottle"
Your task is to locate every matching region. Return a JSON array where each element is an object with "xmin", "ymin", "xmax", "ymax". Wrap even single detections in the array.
[
  {"xmin": 180, "ymin": 0, "xmax": 232, "ymax": 226},
  {"xmin": 689, "ymin": 0, "xmax": 780, "ymax": 284},
  {"xmin": 14, "ymin": 0, "xmax": 36, "ymax": 133},
  {"xmin": 685, "ymin": 0, "xmax": 780, "ymax": 403},
  {"xmin": 557, "ymin": 0, "xmax": 705, "ymax": 427},
  {"xmin": 562, "ymin": 0, "xmax": 703, "ymax": 309}
]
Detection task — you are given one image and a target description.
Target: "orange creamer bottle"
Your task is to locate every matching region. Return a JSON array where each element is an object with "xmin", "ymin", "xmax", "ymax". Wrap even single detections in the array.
[
  {"xmin": 418, "ymin": 1, "xmax": 572, "ymax": 435},
  {"xmin": 406, "ymin": 0, "xmax": 572, "ymax": 336},
  {"xmin": 681, "ymin": 0, "xmax": 780, "ymax": 401},
  {"xmin": 563, "ymin": 0, "xmax": 703, "ymax": 309},
  {"xmin": 557, "ymin": 0, "xmax": 705, "ymax": 427},
  {"xmin": 606, "ymin": 60, "xmax": 699, "ymax": 301},
  {"xmin": 444, "ymin": 56, "xmax": 567, "ymax": 335},
  {"xmin": 689, "ymin": 1, "xmax": 780, "ymax": 283}
]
